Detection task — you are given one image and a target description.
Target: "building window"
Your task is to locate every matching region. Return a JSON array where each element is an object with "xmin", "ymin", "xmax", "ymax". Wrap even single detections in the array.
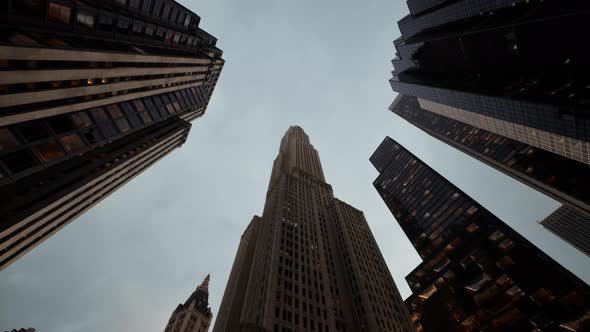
[
  {"xmin": 76, "ymin": 9, "xmax": 95, "ymax": 28},
  {"xmin": 16, "ymin": 121, "xmax": 51, "ymax": 142},
  {"xmin": 97, "ymin": 15, "xmax": 114, "ymax": 31},
  {"xmin": 48, "ymin": 3, "xmax": 71, "ymax": 24},
  {"xmin": 0, "ymin": 149, "xmax": 38, "ymax": 174},
  {"xmin": 0, "ymin": 128, "xmax": 21, "ymax": 152},
  {"xmin": 47, "ymin": 114, "xmax": 75, "ymax": 134},
  {"xmin": 129, "ymin": 0, "xmax": 141, "ymax": 8},
  {"xmin": 71, "ymin": 112, "xmax": 93, "ymax": 128},
  {"xmin": 32, "ymin": 139, "xmax": 66, "ymax": 162},
  {"xmin": 81, "ymin": 128, "xmax": 103, "ymax": 145},
  {"xmin": 116, "ymin": 17, "xmax": 131, "ymax": 33},
  {"xmin": 14, "ymin": 0, "xmax": 43, "ymax": 15},
  {"xmin": 107, "ymin": 105, "xmax": 131, "ymax": 133},
  {"xmin": 132, "ymin": 21, "xmax": 144, "ymax": 34},
  {"xmin": 60, "ymin": 133, "xmax": 86, "ymax": 152},
  {"xmin": 133, "ymin": 100, "xmax": 152, "ymax": 124},
  {"xmin": 164, "ymin": 30, "xmax": 174, "ymax": 44}
]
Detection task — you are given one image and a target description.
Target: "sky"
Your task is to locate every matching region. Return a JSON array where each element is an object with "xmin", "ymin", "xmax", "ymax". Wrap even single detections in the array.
[{"xmin": 1, "ymin": 0, "xmax": 589, "ymax": 331}]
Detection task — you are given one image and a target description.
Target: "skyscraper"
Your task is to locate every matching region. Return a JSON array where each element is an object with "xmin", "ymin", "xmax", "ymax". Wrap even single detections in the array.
[
  {"xmin": 164, "ymin": 274, "xmax": 213, "ymax": 332},
  {"xmin": 214, "ymin": 126, "xmax": 413, "ymax": 332},
  {"xmin": 390, "ymin": 1, "xmax": 590, "ymax": 165},
  {"xmin": 388, "ymin": 94, "xmax": 590, "ymax": 219},
  {"xmin": 370, "ymin": 137, "xmax": 590, "ymax": 331},
  {"xmin": 540, "ymin": 206, "xmax": 590, "ymax": 257},
  {"xmin": 0, "ymin": 0, "xmax": 224, "ymax": 271}
]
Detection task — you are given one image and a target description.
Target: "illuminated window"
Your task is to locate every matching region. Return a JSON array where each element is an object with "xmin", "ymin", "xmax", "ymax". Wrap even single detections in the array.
[
  {"xmin": 32, "ymin": 139, "xmax": 66, "ymax": 162},
  {"xmin": 48, "ymin": 3, "xmax": 71, "ymax": 24},
  {"xmin": 164, "ymin": 31, "xmax": 174, "ymax": 44},
  {"xmin": 60, "ymin": 133, "xmax": 86, "ymax": 152},
  {"xmin": 466, "ymin": 206, "xmax": 478, "ymax": 216},
  {"xmin": 465, "ymin": 224, "xmax": 477, "ymax": 236},
  {"xmin": 76, "ymin": 10, "xmax": 95, "ymax": 27},
  {"xmin": 498, "ymin": 238, "xmax": 515, "ymax": 251},
  {"xmin": 488, "ymin": 230, "xmax": 505, "ymax": 242}
]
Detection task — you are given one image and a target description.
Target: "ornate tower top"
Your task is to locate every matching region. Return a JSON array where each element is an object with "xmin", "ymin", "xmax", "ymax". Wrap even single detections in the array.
[
  {"xmin": 267, "ymin": 126, "xmax": 326, "ymax": 195},
  {"xmin": 197, "ymin": 274, "xmax": 210, "ymax": 293}
]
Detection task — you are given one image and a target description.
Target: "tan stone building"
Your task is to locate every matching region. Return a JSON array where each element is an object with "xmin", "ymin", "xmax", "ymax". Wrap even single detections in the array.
[
  {"xmin": 164, "ymin": 275, "xmax": 213, "ymax": 332},
  {"xmin": 213, "ymin": 126, "xmax": 414, "ymax": 332},
  {"xmin": 0, "ymin": 0, "xmax": 224, "ymax": 271}
]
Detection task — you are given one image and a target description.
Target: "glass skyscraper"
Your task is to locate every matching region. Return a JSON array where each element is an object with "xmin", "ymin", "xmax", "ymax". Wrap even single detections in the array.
[{"xmin": 371, "ymin": 137, "xmax": 590, "ymax": 331}]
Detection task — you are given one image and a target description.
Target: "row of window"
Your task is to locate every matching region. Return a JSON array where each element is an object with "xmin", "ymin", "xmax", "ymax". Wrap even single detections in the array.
[
  {"xmin": 0, "ymin": 87, "xmax": 204, "ymax": 182},
  {"xmin": 45, "ymin": 2, "xmax": 214, "ymax": 49}
]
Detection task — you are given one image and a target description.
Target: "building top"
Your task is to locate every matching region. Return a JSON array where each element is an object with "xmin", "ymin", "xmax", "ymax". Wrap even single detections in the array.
[
  {"xmin": 267, "ymin": 126, "xmax": 326, "ymax": 193},
  {"xmin": 173, "ymin": 274, "xmax": 212, "ymax": 318}
]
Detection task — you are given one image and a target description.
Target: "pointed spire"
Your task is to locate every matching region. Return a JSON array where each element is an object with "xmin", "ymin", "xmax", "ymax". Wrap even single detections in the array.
[{"xmin": 197, "ymin": 274, "xmax": 210, "ymax": 293}]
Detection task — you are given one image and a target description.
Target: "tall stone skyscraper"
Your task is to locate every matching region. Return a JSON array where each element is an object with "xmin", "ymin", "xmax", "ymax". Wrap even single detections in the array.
[
  {"xmin": 389, "ymin": 1, "xmax": 590, "ymax": 165},
  {"xmin": 370, "ymin": 137, "xmax": 590, "ymax": 331},
  {"xmin": 0, "ymin": 0, "xmax": 224, "ymax": 271},
  {"xmin": 164, "ymin": 275, "xmax": 213, "ymax": 332},
  {"xmin": 214, "ymin": 126, "xmax": 413, "ymax": 332}
]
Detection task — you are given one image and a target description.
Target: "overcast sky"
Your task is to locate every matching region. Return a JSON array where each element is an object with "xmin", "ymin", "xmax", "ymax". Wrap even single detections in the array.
[{"xmin": 1, "ymin": 0, "xmax": 589, "ymax": 331}]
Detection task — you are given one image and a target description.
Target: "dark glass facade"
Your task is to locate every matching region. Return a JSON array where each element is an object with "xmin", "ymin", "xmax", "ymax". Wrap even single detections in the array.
[
  {"xmin": 389, "ymin": 94, "xmax": 590, "ymax": 221},
  {"xmin": 390, "ymin": 1, "xmax": 590, "ymax": 152},
  {"xmin": 370, "ymin": 137, "xmax": 590, "ymax": 331},
  {"xmin": 540, "ymin": 206, "xmax": 590, "ymax": 258},
  {"xmin": 0, "ymin": 0, "xmax": 223, "ymax": 271}
]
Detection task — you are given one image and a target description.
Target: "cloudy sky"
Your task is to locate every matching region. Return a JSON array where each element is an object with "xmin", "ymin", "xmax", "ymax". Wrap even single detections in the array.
[{"xmin": 1, "ymin": 0, "xmax": 588, "ymax": 331}]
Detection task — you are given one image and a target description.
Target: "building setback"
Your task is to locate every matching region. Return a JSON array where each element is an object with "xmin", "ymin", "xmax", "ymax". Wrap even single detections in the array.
[
  {"xmin": 389, "ymin": 1, "xmax": 590, "ymax": 166},
  {"xmin": 164, "ymin": 275, "xmax": 213, "ymax": 332},
  {"xmin": 389, "ymin": 93, "xmax": 590, "ymax": 225},
  {"xmin": 0, "ymin": 0, "xmax": 224, "ymax": 271},
  {"xmin": 214, "ymin": 126, "xmax": 414, "ymax": 332},
  {"xmin": 370, "ymin": 137, "xmax": 590, "ymax": 331},
  {"xmin": 540, "ymin": 206, "xmax": 590, "ymax": 257}
]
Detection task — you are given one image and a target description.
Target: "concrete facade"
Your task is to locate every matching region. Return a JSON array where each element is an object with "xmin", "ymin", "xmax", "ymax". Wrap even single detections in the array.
[
  {"xmin": 0, "ymin": 0, "xmax": 224, "ymax": 270},
  {"xmin": 164, "ymin": 275, "xmax": 213, "ymax": 332},
  {"xmin": 214, "ymin": 127, "xmax": 414, "ymax": 332}
]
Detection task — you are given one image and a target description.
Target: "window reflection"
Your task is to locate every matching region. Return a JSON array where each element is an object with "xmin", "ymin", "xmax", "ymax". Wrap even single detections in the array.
[
  {"xmin": 60, "ymin": 133, "xmax": 86, "ymax": 152},
  {"xmin": 48, "ymin": 3, "xmax": 71, "ymax": 24},
  {"xmin": 32, "ymin": 139, "xmax": 66, "ymax": 162}
]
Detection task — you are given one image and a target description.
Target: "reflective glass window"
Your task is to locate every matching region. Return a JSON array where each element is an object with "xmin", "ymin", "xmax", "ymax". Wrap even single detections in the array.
[
  {"xmin": 82, "ymin": 128, "xmax": 104, "ymax": 145},
  {"xmin": 76, "ymin": 9, "xmax": 95, "ymax": 28},
  {"xmin": 60, "ymin": 133, "xmax": 86, "ymax": 152},
  {"xmin": 0, "ymin": 128, "xmax": 21, "ymax": 153},
  {"xmin": 31, "ymin": 139, "xmax": 66, "ymax": 162},
  {"xmin": 48, "ymin": 114, "xmax": 76, "ymax": 134},
  {"xmin": 16, "ymin": 121, "xmax": 50, "ymax": 142},
  {"xmin": 71, "ymin": 112, "xmax": 93, "ymax": 128},
  {"xmin": 1, "ymin": 150, "xmax": 38, "ymax": 173},
  {"xmin": 48, "ymin": 3, "xmax": 71, "ymax": 24}
]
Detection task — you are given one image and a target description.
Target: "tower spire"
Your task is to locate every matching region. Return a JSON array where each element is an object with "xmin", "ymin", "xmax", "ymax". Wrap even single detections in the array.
[{"xmin": 198, "ymin": 274, "xmax": 210, "ymax": 293}]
